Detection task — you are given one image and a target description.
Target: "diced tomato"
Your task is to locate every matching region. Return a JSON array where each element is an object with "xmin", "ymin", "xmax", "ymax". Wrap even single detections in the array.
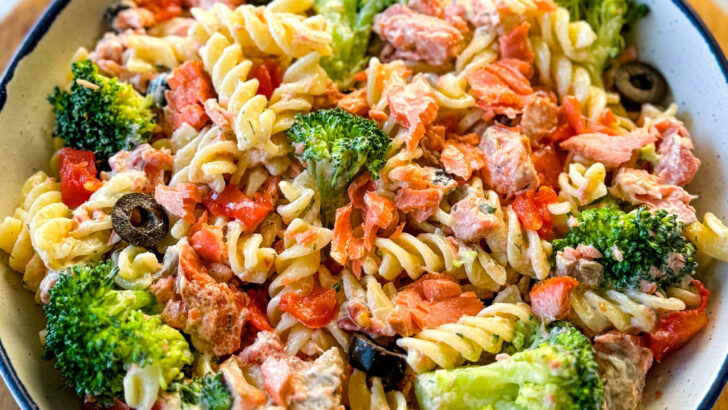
[
  {"xmin": 250, "ymin": 59, "xmax": 282, "ymax": 100},
  {"xmin": 529, "ymin": 276, "xmax": 579, "ymax": 323},
  {"xmin": 190, "ymin": 223, "xmax": 227, "ymax": 263},
  {"xmin": 278, "ymin": 287, "xmax": 338, "ymax": 329},
  {"xmin": 58, "ymin": 148, "xmax": 102, "ymax": 208},
  {"xmin": 155, "ymin": 184, "xmax": 201, "ymax": 223},
  {"xmin": 646, "ymin": 279, "xmax": 710, "ymax": 362},
  {"xmin": 203, "ymin": 185, "xmax": 273, "ymax": 230},
  {"xmin": 246, "ymin": 288, "xmax": 273, "ymax": 332},
  {"xmin": 512, "ymin": 186, "xmax": 558, "ymax": 239},
  {"xmin": 136, "ymin": 0, "xmax": 182, "ymax": 22},
  {"xmin": 531, "ymin": 145, "xmax": 563, "ymax": 190}
]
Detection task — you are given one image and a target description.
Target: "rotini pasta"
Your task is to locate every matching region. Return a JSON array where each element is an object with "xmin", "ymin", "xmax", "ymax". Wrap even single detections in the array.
[
  {"xmin": 570, "ymin": 286, "xmax": 687, "ymax": 334},
  {"xmin": 226, "ymin": 220, "xmax": 276, "ymax": 283},
  {"xmin": 189, "ymin": 3, "xmax": 332, "ymax": 58},
  {"xmin": 347, "ymin": 369, "xmax": 407, "ymax": 410},
  {"xmin": 113, "ymin": 246, "xmax": 161, "ymax": 290},
  {"xmin": 123, "ymin": 364, "xmax": 162, "ymax": 410},
  {"xmin": 685, "ymin": 212, "xmax": 728, "ymax": 262},
  {"xmin": 170, "ymin": 124, "xmax": 240, "ymax": 193},
  {"xmin": 277, "ymin": 170, "xmax": 321, "ymax": 224},
  {"xmin": 396, "ymin": 303, "xmax": 534, "ymax": 373}
]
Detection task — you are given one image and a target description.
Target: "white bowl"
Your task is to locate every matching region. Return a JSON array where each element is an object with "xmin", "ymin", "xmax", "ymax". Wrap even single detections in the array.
[{"xmin": 0, "ymin": 0, "xmax": 727, "ymax": 408}]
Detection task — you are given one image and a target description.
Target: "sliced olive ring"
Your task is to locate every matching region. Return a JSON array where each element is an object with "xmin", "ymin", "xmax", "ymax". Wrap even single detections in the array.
[
  {"xmin": 614, "ymin": 61, "xmax": 668, "ymax": 107},
  {"xmin": 349, "ymin": 333, "xmax": 407, "ymax": 389},
  {"xmin": 111, "ymin": 193, "xmax": 169, "ymax": 249}
]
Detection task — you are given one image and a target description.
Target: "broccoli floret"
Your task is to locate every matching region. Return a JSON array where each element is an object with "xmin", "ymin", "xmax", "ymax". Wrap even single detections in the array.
[
  {"xmin": 415, "ymin": 322, "xmax": 603, "ymax": 410},
  {"xmin": 314, "ymin": 0, "xmax": 393, "ymax": 89},
  {"xmin": 555, "ymin": 0, "xmax": 649, "ymax": 86},
  {"xmin": 287, "ymin": 108, "xmax": 390, "ymax": 227},
  {"xmin": 43, "ymin": 261, "xmax": 192, "ymax": 405},
  {"xmin": 170, "ymin": 373, "xmax": 233, "ymax": 410},
  {"xmin": 48, "ymin": 60, "xmax": 156, "ymax": 161},
  {"xmin": 552, "ymin": 206, "xmax": 697, "ymax": 290}
]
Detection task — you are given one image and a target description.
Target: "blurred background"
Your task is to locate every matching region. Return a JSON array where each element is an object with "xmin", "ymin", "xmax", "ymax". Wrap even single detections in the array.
[{"xmin": 0, "ymin": 0, "xmax": 727, "ymax": 408}]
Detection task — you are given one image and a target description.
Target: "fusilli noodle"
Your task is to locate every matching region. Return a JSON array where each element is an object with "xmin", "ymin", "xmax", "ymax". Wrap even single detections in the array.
[{"xmin": 396, "ymin": 303, "xmax": 534, "ymax": 373}]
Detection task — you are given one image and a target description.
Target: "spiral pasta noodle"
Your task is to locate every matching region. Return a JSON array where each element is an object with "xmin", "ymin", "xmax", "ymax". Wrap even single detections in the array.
[
  {"xmin": 113, "ymin": 246, "xmax": 161, "ymax": 290},
  {"xmin": 170, "ymin": 124, "xmax": 240, "ymax": 193},
  {"xmin": 123, "ymin": 364, "xmax": 162, "ymax": 410},
  {"xmin": 277, "ymin": 170, "xmax": 321, "ymax": 225},
  {"xmin": 530, "ymin": 7, "xmax": 616, "ymax": 120},
  {"xmin": 553, "ymin": 162, "xmax": 608, "ymax": 214},
  {"xmin": 340, "ymin": 270, "xmax": 398, "ymax": 337},
  {"xmin": 123, "ymin": 34, "xmax": 197, "ymax": 74},
  {"xmin": 347, "ymin": 369, "xmax": 407, "ymax": 410},
  {"xmin": 685, "ymin": 212, "xmax": 728, "ymax": 263},
  {"xmin": 570, "ymin": 287, "xmax": 687, "ymax": 334},
  {"xmin": 189, "ymin": 3, "xmax": 332, "ymax": 58},
  {"xmin": 226, "ymin": 220, "xmax": 276, "ymax": 284},
  {"xmin": 267, "ymin": 52, "xmax": 332, "ymax": 134},
  {"xmin": 266, "ymin": 219, "xmax": 345, "ymax": 355},
  {"xmin": 396, "ymin": 303, "xmax": 534, "ymax": 373},
  {"xmin": 505, "ymin": 206, "xmax": 551, "ymax": 280}
]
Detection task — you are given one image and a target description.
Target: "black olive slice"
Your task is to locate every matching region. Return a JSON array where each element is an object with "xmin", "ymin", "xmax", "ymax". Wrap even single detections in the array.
[
  {"xmin": 147, "ymin": 74, "xmax": 169, "ymax": 108},
  {"xmin": 614, "ymin": 61, "xmax": 668, "ymax": 108},
  {"xmin": 349, "ymin": 333, "xmax": 407, "ymax": 389},
  {"xmin": 112, "ymin": 193, "xmax": 169, "ymax": 249}
]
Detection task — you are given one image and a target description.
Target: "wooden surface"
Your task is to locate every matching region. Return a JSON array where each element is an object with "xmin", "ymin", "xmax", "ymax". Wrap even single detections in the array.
[{"xmin": 0, "ymin": 0, "xmax": 728, "ymax": 408}]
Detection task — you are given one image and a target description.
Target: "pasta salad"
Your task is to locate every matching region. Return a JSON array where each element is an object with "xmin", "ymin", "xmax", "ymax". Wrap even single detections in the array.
[{"xmin": 0, "ymin": 0, "xmax": 724, "ymax": 408}]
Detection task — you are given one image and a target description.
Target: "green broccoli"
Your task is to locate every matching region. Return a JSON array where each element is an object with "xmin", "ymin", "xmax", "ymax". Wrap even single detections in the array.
[
  {"xmin": 314, "ymin": 0, "xmax": 393, "ymax": 89},
  {"xmin": 287, "ymin": 108, "xmax": 390, "ymax": 227},
  {"xmin": 415, "ymin": 322, "xmax": 603, "ymax": 410},
  {"xmin": 552, "ymin": 206, "xmax": 697, "ymax": 290},
  {"xmin": 170, "ymin": 373, "xmax": 233, "ymax": 410},
  {"xmin": 555, "ymin": 0, "xmax": 649, "ymax": 86},
  {"xmin": 43, "ymin": 261, "xmax": 192, "ymax": 405},
  {"xmin": 48, "ymin": 59, "xmax": 156, "ymax": 161}
]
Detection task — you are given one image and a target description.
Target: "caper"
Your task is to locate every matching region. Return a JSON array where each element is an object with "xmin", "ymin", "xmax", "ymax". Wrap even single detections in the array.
[{"xmin": 111, "ymin": 193, "xmax": 169, "ymax": 249}]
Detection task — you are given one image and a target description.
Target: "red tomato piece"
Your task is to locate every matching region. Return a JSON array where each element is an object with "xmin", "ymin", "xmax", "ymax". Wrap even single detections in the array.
[
  {"xmin": 58, "ymin": 148, "xmax": 102, "ymax": 208},
  {"xmin": 512, "ymin": 186, "xmax": 558, "ymax": 238},
  {"xmin": 250, "ymin": 59, "xmax": 282, "ymax": 99},
  {"xmin": 246, "ymin": 288, "xmax": 274, "ymax": 332},
  {"xmin": 646, "ymin": 279, "xmax": 710, "ymax": 362},
  {"xmin": 278, "ymin": 288, "xmax": 338, "ymax": 329},
  {"xmin": 203, "ymin": 185, "xmax": 273, "ymax": 231}
]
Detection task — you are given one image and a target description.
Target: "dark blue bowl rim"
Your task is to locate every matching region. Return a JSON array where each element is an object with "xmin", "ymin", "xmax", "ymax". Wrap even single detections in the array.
[{"xmin": 0, "ymin": 0, "xmax": 727, "ymax": 409}]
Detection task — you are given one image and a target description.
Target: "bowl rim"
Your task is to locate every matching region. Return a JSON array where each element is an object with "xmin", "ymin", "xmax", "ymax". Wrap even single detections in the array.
[{"xmin": 0, "ymin": 0, "xmax": 727, "ymax": 409}]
